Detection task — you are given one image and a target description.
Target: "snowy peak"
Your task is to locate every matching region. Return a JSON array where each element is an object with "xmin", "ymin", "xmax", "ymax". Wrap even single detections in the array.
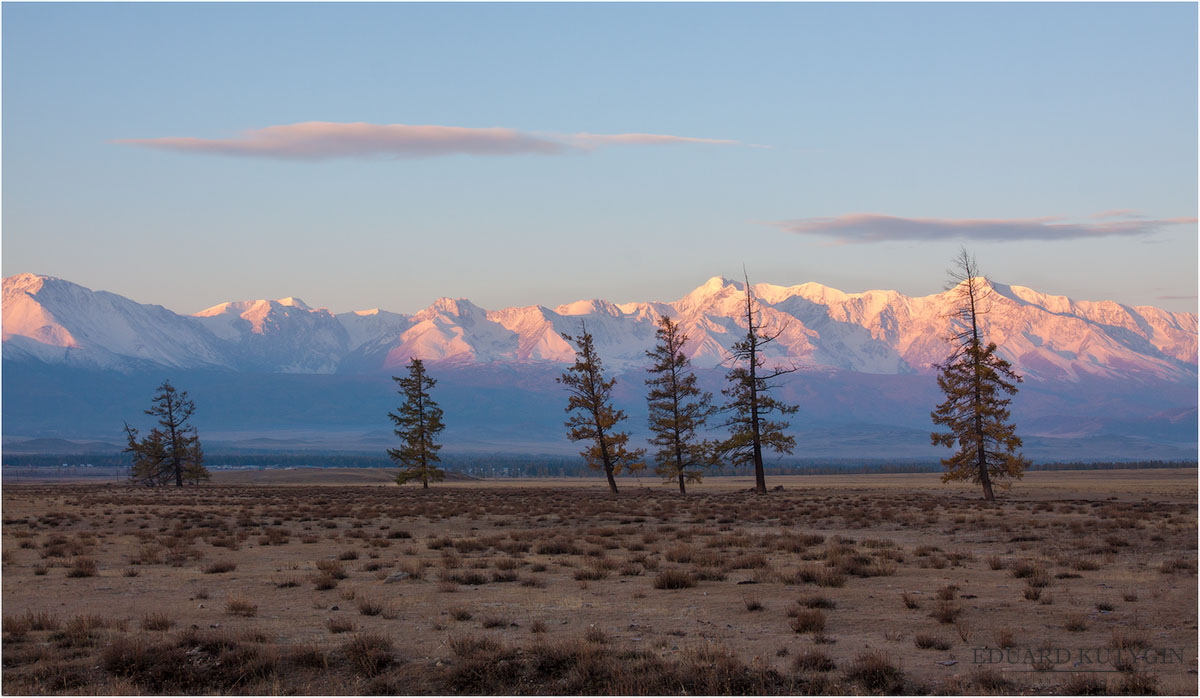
[
  {"xmin": 2, "ymin": 274, "xmax": 229, "ymax": 369},
  {"xmin": 555, "ymin": 299, "xmax": 624, "ymax": 317},
  {"xmin": 2, "ymin": 273, "xmax": 1195, "ymax": 382}
]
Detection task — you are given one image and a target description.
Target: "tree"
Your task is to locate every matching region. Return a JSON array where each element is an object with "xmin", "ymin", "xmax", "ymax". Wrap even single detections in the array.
[
  {"xmin": 714, "ymin": 273, "xmax": 798, "ymax": 494},
  {"xmin": 558, "ymin": 322, "xmax": 645, "ymax": 494},
  {"xmin": 123, "ymin": 380, "xmax": 208, "ymax": 486},
  {"xmin": 645, "ymin": 314, "xmax": 715, "ymax": 493},
  {"xmin": 388, "ymin": 358, "xmax": 446, "ymax": 488},
  {"xmin": 930, "ymin": 249, "xmax": 1030, "ymax": 501}
]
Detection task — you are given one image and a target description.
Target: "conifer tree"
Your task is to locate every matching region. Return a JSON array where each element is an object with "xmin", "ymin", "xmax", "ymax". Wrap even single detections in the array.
[
  {"xmin": 558, "ymin": 322, "xmax": 644, "ymax": 494},
  {"xmin": 931, "ymin": 249, "xmax": 1030, "ymax": 501},
  {"xmin": 388, "ymin": 358, "xmax": 446, "ymax": 488},
  {"xmin": 645, "ymin": 314, "xmax": 715, "ymax": 493},
  {"xmin": 123, "ymin": 380, "xmax": 208, "ymax": 486},
  {"xmin": 715, "ymin": 273, "xmax": 798, "ymax": 494}
]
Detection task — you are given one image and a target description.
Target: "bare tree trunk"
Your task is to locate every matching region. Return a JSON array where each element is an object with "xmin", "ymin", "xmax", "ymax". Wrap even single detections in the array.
[
  {"xmin": 604, "ymin": 463, "xmax": 619, "ymax": 494},
  {"xmin": 966, "ymin": 273, "xmax": 996, "ymax": 502},
  {"xmin": 749, "ymin": 295, "xmax": 766, "ymax": 494}
]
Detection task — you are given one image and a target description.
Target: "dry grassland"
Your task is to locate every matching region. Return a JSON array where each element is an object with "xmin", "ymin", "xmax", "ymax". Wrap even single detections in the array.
[{"xmin": 2, "ymin": 469, "xmax": 1196, "ymax": 695}]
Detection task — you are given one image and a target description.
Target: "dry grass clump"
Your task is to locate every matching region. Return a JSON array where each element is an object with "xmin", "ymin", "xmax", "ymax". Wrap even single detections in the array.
[
  {"xmin": 971, "ymin": 667, "xmax": 1012, "ymax": 692},
  {"xmin": 343, "ymin": 632, "xmax": 394, "ymax": 676},
  {"xmin": 929, "ymin": 601, "xmax": 962, "ymax": 624},
  {"xmin": 913, "ymin": 634, "xmax": 951, "ymax": 650},
  {"xmin": 203, "ymin": 560, "xmax": 236, "ymax": 574},
  {"xmin": 327, "ymin": 617, "xmax": 355, "ymax": 634},
  {"xmin": 1063, "ymin": 612, "xmax": 1089, "ymax": 632},
  {"xmin": 442, "ymin": 635, "xmax": 797, "ymax": 695},
  {"xmin": 1062, "ymin": 673, "xmax": 1108, "ymax": 695},
  {"xmin": 357, "ymin": 598, "xmax": 384, "ymax": 616},
  {"xmin": 480, "ymin": 615, "xmax": 510, "ymax": 629},
  {"xmin": 315, "ymin": 559, "xmax": 347, "ymax": 579},
  {"xmin": 224, "ymin": 596, "xmax": 258, "ymax": 617},
  {"xmin": 653, "ymin": 569, "xmax": 695, "ymax": 589},
  {"xmin": 1109, "ymin": 628, "xmax": 1150, "ymax": 651},
  {"xmin": 842, "ymin": 650, "xmax": 904, "ymax": 693},
  {"xmin": 140, "ymin": 613, "xmax": 174, "ymax": 631},
  {"xmin": 3, "ymin": 610, "xmax": 61, "ymax": 634},
  {"xmin": 994, "ymin": 628, "xmax": 1015, "ymax": 649},
  {"xmin": 790, "ymin": 649, "xmax": 836, "ymax": 673},
  {"xmin": 788, "ymin": 608, "xmax": 826, "ymax": 634}
]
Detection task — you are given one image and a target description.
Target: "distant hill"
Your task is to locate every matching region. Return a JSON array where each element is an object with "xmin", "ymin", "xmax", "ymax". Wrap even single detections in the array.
[{"xmin": 3, "ymin": 438, "xmax": 123, "ymax": 454}]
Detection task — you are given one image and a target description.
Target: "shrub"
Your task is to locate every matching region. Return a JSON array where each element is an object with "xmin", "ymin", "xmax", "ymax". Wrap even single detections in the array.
[{"xmin": 203, "ymin": 560, "xmax": 236, "ymax": 574}]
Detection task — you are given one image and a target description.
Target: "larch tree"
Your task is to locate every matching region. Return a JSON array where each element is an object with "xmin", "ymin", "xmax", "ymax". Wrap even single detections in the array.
[
  {"xmin": 644, "ymin": 314, "xmax": 715, "ymax": 493},
  {"xmin": 558, "ymin": 322, "xmax": 645, "ymax": 494},
  {"xmin": 715, "ymin": 273, "xmax": 798, "ymax": 494},
  {"xmin": 123, "ymin": 380, "xmax": 208, "ymax": 486},
  {"xmin": 388, "ymin": 357, "xmax": 446, "ymax": 488},
  {"xmin": 930, "ymin": 249, "xmax": 1030, "ymax": 501}
]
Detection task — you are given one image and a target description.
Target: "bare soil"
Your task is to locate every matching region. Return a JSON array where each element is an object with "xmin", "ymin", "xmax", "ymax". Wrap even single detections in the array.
[{"xmin": 2, "ymin": 469, "xmax": 1196, "ymax": 695}]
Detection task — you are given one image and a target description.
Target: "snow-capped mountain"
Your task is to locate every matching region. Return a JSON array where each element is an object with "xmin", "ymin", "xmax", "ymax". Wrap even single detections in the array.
[
  {"xmin": 3, "ymin": 273, "xmax": 1195, "ymax": 382},
  {"xmin": 3, "ymin": 272, "xmax": 1194, "ymax": 459},
  {"xmin": 193, "ymin": 297, "xmax": 351, "ymax": 373},
  {"xmin": 2, "ymin": 273, "xmax": 229, "ymax": 370}
]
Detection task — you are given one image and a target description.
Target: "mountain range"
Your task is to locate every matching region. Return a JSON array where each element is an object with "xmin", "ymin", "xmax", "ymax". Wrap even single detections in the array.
[{"xmin": 3, "ymin": 272, "xmax": 1196, "ymax": 461}]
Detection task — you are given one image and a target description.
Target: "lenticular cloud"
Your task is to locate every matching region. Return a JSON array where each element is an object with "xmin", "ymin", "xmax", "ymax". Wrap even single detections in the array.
[
  {"xmin": 771, "ymin": 213, "xmax": 1196, "ymax": 244},
  {"xmin": 116, "ymin": 121, "xmax": 744, "ymax": 160}
]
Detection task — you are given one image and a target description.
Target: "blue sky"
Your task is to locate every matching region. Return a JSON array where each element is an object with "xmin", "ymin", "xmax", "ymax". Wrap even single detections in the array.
[{"xmin": 3, "ymin": 2, "xmax": 1196, "ymax": 314}]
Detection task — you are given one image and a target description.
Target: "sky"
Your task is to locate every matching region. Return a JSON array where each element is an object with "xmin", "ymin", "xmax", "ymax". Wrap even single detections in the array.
[{"xmin": 2, "ymin": 2, "xmax": 1197, "ymax": 315}]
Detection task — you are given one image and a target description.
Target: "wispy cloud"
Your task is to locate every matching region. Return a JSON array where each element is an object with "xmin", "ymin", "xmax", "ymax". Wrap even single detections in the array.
[
  {"xmin": 565, "ymin": 132, "xmax": 740, "ymax": 149},
  {"xmin": 1155, "ymin": 294, "xmax": 1198, "ymax": 300},
  {"xmin": 769, "ymin": 212, "xmax": 1197, "ymax": 244},
  {"xmin": 115, "ymin": 121, "xmax": 746, "ymax": 160}
]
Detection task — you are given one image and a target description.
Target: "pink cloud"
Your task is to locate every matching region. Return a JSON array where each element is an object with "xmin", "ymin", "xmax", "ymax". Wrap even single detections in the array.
[
  {"xmin": 770, "ymin": 213, "xmax": 1197, "ymax": 244},
  {"xmin": 116, "ymin": 122, "xmax": 566, "ymax": 160},
  {"xmin": 115, "ymin": 121, "xmax": 746, "ymax": 160}
]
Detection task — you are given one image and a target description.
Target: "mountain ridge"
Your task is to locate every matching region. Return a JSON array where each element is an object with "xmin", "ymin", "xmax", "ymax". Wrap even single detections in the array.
[{"xmin": 3, "ymin": 273, "xmax": 1195, "ymax": 381}]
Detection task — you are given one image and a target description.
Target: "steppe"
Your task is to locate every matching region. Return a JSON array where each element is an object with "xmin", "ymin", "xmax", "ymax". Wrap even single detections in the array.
[{"xmin": 2, "ymin": 469, "xmax": 1196, "ymax": 695}]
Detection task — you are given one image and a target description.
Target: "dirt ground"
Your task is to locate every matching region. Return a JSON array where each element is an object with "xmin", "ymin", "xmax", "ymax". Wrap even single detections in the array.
[{"xmin": 2, "ymin": 469, "xmax": 1196, "ymax": 695}]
